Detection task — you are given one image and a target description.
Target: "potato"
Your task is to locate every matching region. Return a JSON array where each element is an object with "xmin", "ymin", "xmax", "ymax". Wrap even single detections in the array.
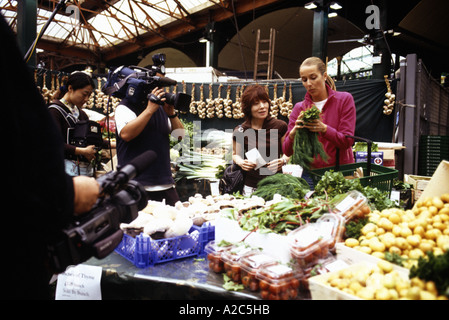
[
  {"xmin": 345, "ymin": 238, "xmax": 359, "ymax": 248},
  {"xmin": 377, "ymin": 260, "xmax": 393, "ymax": 273},
  {"xmin": 441, "ymin": 193, "xmax": 449, "ymax": 203}
]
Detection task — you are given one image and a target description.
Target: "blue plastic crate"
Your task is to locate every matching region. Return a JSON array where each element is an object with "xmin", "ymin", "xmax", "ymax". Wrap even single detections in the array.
[{"xmin": 115, "ymin": 223, "xmax": 214, "ymax": 268}]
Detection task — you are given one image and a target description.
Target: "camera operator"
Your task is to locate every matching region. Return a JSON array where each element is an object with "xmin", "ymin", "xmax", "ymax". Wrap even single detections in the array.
[
  {"xmin": 1, "ymin": 14, "xmax": 100, "ymax": 299},
  {"xmin": 115, "ymin": 85, "xmax": 185, "ymax": 206},
  {"xmin": 49, "ymin": 72, "xmax": 110, "ymax": 177}
]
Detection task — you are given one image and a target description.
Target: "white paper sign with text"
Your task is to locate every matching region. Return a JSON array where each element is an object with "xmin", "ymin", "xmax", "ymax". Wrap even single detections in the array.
[{"xmin": 55, "ymin": 264, "xmax": 102, "ymax": 300}]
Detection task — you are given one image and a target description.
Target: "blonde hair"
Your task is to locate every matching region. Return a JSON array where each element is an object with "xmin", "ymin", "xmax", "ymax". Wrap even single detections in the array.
[{"xmin": 300, "ymin": 57, "xmax": 336, "ymax": 91}]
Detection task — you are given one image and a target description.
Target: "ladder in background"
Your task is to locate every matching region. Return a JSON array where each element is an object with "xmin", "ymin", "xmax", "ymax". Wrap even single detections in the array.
[{"xmin": 253, "ymin": 28, "xmax": 276, "ymax": 80}]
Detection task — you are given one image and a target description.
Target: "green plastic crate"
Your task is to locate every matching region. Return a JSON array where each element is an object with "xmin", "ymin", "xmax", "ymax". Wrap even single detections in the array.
[{"xmin": 310, "ymin": 163, "xmax": 398, "ymax": 194}]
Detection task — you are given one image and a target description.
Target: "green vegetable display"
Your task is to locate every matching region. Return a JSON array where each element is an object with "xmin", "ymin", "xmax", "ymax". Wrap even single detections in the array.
[
  {"xmin": 409, "ymin": 250, "xmax": 449, "ymax": 297},
  {"xmin": 253, "ymin": 173, "xmax": 310, "ymax": 201},
  {"xmin": 291, "ymin": 105, "xmax": 328, "ymax": 170},
  {"xmin": 239, "ymin": 197, "xmax": 330, "ymax": 235},
  {"xmin": 314, "ymin": 171, "xmax": 397, "ymax": 211}
]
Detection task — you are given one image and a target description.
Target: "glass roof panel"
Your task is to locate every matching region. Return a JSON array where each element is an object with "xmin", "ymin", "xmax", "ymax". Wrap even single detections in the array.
[{"xmin": 0, "ymin": 0, "xmax": 216, "ymax": 49}]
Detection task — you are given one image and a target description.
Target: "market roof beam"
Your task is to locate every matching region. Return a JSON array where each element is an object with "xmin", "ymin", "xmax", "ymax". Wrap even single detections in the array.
[{"xmin": 102, "ymin": 0, "xmax": 282, "ymax": 62}]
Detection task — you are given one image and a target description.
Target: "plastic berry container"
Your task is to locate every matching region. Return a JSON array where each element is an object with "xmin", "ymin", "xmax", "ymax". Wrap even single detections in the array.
[
  {"xmin": 204, "ymin": 241, "xmax": 233, "ymax": 274},
  {"xmin": 239, "ymin": 252, "xmax": 277, "ymax": 292},
  {"xmin": 331, "ymin": 190, "xmax": 369, "ymax": 221},
  {"xmin": 316, "ymin": 213, "xmax": 346, "ymax": 251},
  {"xmin": 221, "ymin": 245, "xmax": 259, "ymax": 283},
  {"xmin": 256, "ymin": 261, "xmax": 303, "ymax": 300},
  {"xmin": 289, "ymin": 223, "xmax": 333, "ymax": 269}
]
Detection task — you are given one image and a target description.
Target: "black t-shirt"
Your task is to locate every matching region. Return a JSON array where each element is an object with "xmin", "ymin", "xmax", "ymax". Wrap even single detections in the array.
[{"xmin": 116, "ymin": 98, "xmax": 174, "ymax": 187}]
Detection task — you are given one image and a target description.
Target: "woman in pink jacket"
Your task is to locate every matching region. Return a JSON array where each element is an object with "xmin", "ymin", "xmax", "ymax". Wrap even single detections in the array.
[{"xmin": 283, "ymin": 57, "xmax": 356, "ymax": 183}]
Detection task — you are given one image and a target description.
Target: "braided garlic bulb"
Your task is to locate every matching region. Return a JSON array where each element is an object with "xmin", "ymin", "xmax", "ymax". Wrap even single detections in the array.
[
  {"xmin": 224, "ymin": 85, "xmax": 233, "ymax": 118},
  {"xmin": 189, "ymin": 83, "xmax": 198, "ymax": 114},
  {"xmin": 197, "ymin": 84, "xmax": 206, "ymax": 119},
  {"xmin": 206, "ymin": 83, "xmax": 215, "ymax": 118},
  {"xmin": 215, "ymin": 83, "xmax": 224, "ymax": 118},
  {"xmin": 383, "ymin": 75, "xmax": 395, "ymax": 115}
]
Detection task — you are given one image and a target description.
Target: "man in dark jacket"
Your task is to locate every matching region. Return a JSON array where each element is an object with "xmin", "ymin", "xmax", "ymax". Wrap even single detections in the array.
[{"xmin": 1, "ymin": 14, "xmax": 99, "ymax": 299}]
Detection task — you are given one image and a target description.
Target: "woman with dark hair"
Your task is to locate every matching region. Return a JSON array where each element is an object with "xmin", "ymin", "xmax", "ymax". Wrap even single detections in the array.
[
  {"xmin": 48, "ymin": 71, "xmax": 97, "ymax": 176},
  {"xmin": 232, "ymin": 84, "xmax": 288, "ymax": 195}
]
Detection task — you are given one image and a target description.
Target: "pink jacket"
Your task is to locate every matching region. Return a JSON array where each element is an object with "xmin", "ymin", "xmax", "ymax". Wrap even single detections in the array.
[{"xmin": 283, "ymin": 85, "xmax": 356, "ymax": 169}]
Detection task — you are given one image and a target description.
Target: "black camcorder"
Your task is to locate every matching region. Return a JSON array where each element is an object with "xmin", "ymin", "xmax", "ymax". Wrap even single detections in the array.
[
  {"xmin": 48, "ymin": 151, "xmax": 156, "ymax": 273},
  {"xmin": 102, "ymin": 54, "xmax": 191, "ymax": 113}
]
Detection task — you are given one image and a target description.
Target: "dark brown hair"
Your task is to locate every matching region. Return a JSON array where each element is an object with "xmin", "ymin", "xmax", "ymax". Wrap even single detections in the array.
[
  {"xmin": 240, "ymin": 84, "xmax": 271, "ymax": 120},
  {"xmin": 52, "ymin": 71, "xmax": 94, "ymax": 100}
]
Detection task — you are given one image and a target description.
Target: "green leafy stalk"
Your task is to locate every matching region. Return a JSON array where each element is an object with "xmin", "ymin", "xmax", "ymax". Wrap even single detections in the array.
[{"xmin": 291, "ymin": 105, "xmax": 328, "ymax": 170}]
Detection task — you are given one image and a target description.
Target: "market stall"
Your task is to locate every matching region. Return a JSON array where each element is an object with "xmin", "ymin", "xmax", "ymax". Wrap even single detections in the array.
[{"xmin": 53, "ymin": 159, "xmax": 449, "ymax": 300}]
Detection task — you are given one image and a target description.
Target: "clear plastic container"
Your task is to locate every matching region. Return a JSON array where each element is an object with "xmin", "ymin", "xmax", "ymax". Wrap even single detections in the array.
[
  {"xmin": 301, "ymin": 253, "xmax": 337, "ymax": 298},
  {"xmin": 239, "ymin": 252, "xmax": 277, "ymax": 292},
  {"xmin": 331, "ymin": 190, "xmax": 369, "ymax": 221},
  {"xmin": 221, "ymin": 244, "xmax": 259, "ymax": 283},
  {"xmin": 289, "ymin": 223, "xmax": 333, "ymax": 269},
  {"xmin": 256, "ymin": 261, "xmax": 303, "ymax": 300},
  {"xmin": 316, "ymin": 213, "xmax": 346, "ymax": 251},
  {"xmin": 204, "ymin": 240, "xmax": 233, "ymax": 273}
]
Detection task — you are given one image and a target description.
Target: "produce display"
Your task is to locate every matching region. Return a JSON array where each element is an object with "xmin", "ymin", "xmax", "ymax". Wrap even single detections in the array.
[
  {"xmin": 289, "ymin": 223, "xmax": 333, "ymax": 268},
  {"xmin": 221, "ymin": 244, "xmax": 260, "ymax": 283},
  {"xmin": 253, "ymin": 173, "xmax": 310, "ymax": 201},
  {"xmin": 312, "ymin": 260, "xmax": 447, "ymax": 300},
  {"xmin": 117, "ymin": 148, "xmax": 447, "ymax": 300},
  {"xmin": 239, "ymin": 252, "xmax": 277, "ymax": 291},
  {"xmin": 343, "ymin": 193, "xmax": 449, "ymax": 269},
  {"xmin": 205, "ymin": 240, "xmax": 234, "ymax": 274},
  {"xmin": 256, "ymin": 261, "xmax": 303, "ymax": 300}
]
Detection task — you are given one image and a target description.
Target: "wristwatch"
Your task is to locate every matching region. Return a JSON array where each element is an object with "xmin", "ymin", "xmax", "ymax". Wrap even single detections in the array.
[{"xmin": 168, "ymin": 112, "xmax": 178, "ymax": 119}]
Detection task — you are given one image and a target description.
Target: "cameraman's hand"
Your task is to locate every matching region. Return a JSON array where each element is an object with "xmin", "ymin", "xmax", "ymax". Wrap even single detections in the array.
[
  {"xmin": 73, "ymin": 176, "xmax": 100, "ymax": 215},
  {"xmin": 76, "ymin": 145, "xmax": 97, "ymax": 162},
  {"xmin": 146, "ymin": 87, "xmax": 165, "ymax": 114}
]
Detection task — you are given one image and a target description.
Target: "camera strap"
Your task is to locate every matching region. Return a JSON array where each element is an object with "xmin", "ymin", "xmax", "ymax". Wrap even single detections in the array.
[
  {"xmin": 48, "ymin": 103, "xmax": 77, "ymax": 128},
  {"xmin": 102, "ymin": 71, "xmax": 138, "ymax": 96}
]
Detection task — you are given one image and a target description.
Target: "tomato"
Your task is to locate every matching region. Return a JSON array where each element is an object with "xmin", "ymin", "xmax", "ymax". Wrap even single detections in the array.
[
  {"xmin": 249, "ymin": 280, "xmax": 259, "ymax": 292},
  {"xmin": 260, "ymin": 290, "xmax": 270, "ymax": 299},
  {"xmin": 241, "ymin": 276, "xmax": 250, "ymax": 287},
  {"xmin": 279, "ymin": 281, "xmax": 289, "ymax": 293},
  {"xmin": 212, "ymin": 263, "xmax": 222, "ymax": 273},
  {"xmin": 290, "ymin": 278, "xmax": 300, "ymax": 289},
  {"xmin": 268, "ymin": 284, "xmax": 282, "ymax": 295},
  {"xmin": 289, "ymin": 288, "xmax": 298, "ymax": 299},
  {"xmin": 259, "ymin": 280, "xmax": 269, "ymax": 290},
  {"xmin": 268, "ymin": 293, "xmax": 280, "ymax": 300},
  {"xmin": 231, "ymin": 264, "xmax": 240, "ymax": 275}
]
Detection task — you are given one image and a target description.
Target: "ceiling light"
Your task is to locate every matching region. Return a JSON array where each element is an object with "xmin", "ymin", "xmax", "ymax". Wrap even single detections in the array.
[
  {"xmin": 328, "ymin": 12, "xmax": 338, "ymax": 18},
  {"xmin": 329, "ymin": 2, "xmax": 342, "ymax": 10},
  {"xmin": 304, "ymin": 2, "xmax": 318, "ymax": 10}
]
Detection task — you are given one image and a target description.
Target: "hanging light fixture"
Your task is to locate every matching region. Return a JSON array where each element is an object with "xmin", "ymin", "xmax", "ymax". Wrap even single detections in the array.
[
  {"xmin": 329, "ymin": 2, "xmax": 343, "ymax": 10},
  {"xmin": 304, "ymin": 2, "xmax": 318, "ymax": 10}
]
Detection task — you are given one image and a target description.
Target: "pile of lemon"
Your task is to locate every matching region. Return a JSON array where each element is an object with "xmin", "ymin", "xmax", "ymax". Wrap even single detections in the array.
[
  {"xmin": 344, "ymin": 193, "xmax": 449, "ymax": 269},
  {"xmin": 324, "ymin": 260, "xmax": 447, "ymax": 300}
]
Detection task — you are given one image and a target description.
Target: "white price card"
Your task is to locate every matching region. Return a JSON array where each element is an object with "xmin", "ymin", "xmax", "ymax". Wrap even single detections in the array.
[
  {"xmin": 245, "ymin": 148, "xmax": 267, "ymax": 169},
  {"xmin": 55, "ymin": 264, "xmax": 102, "ymax": 300}
]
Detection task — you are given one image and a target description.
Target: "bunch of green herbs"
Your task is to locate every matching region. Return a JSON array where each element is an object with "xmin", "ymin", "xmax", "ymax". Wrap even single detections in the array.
[{"xmin": 291, "ymin": 105, "xmax": 328, "ymax": 170}]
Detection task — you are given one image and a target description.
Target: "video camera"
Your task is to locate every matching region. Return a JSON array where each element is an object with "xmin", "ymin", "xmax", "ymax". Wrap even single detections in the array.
[
  {"xmin": 102, "ymin": 53, "xmax": 191, "ymax": 112},
  {"xmin": 48, "ymin": 151, "xmax": 156, "ymax": 273}
]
